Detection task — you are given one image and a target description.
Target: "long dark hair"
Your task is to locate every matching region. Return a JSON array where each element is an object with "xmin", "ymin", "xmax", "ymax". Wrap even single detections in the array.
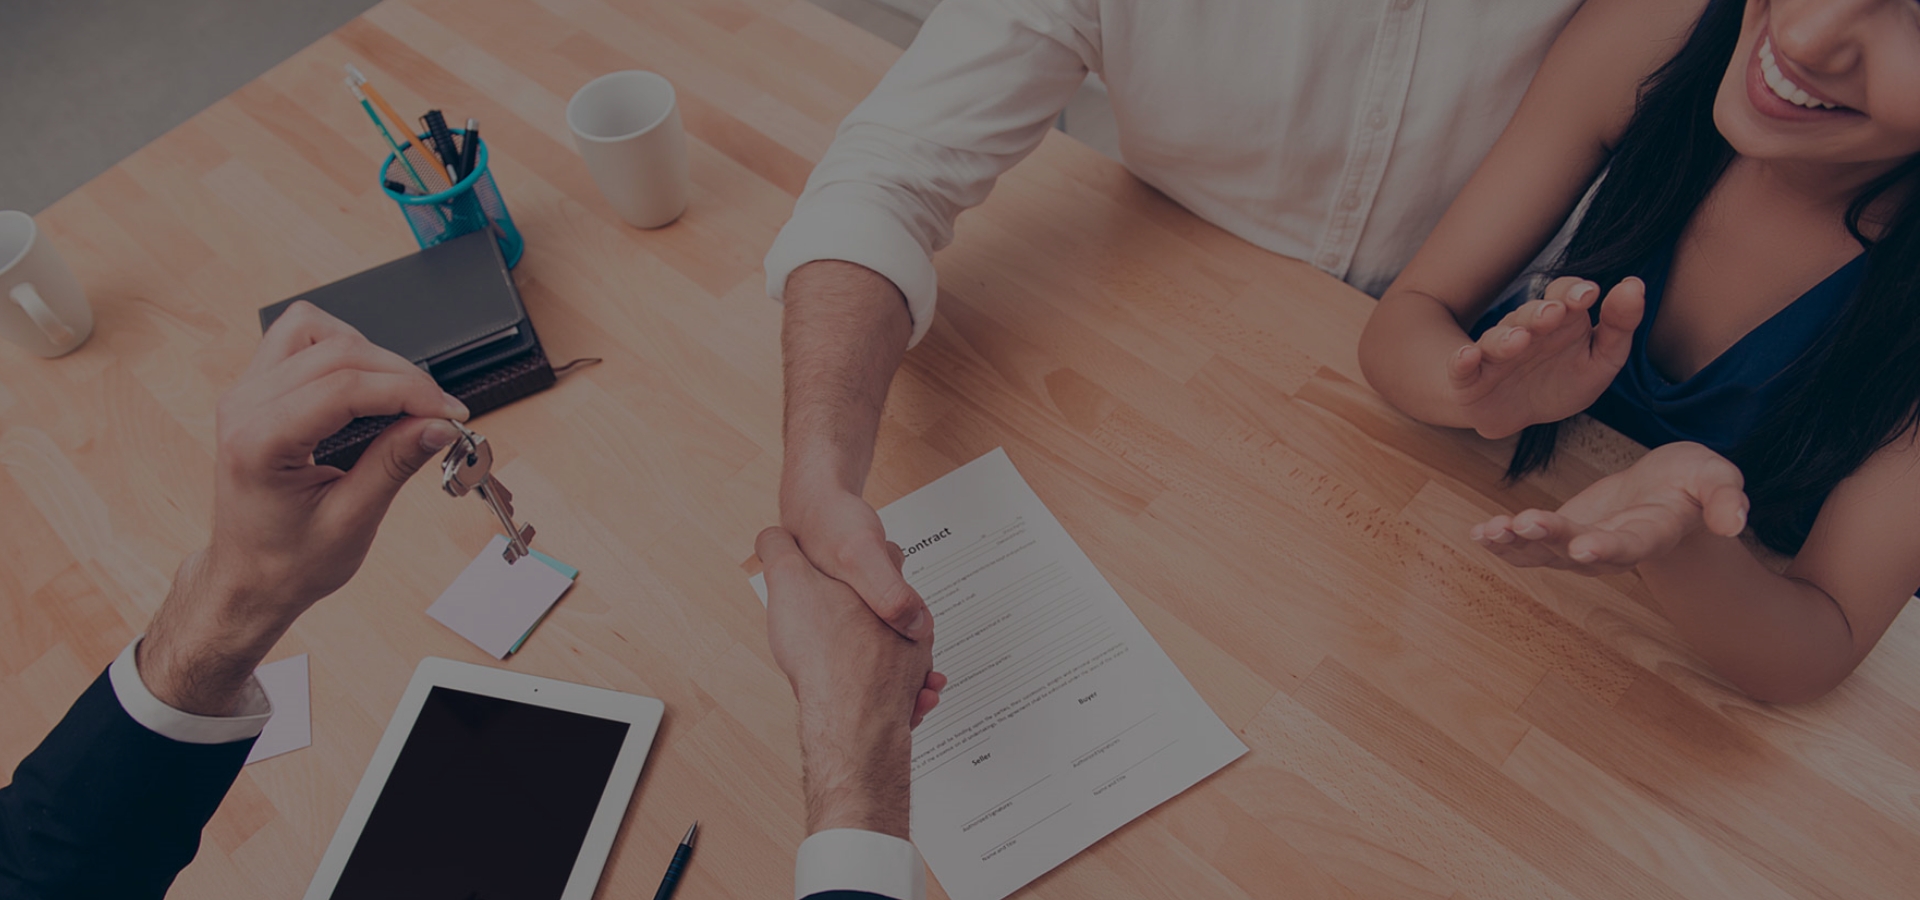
[{"xmin": 1508, "ymin": 0, "xmax": 1920, "ymax": 554}]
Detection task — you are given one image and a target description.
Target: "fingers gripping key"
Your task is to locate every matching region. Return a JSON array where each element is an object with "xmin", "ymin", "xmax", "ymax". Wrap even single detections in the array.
[{"xmin": 440, "ymin": 420, "xmax": 537, "ymax": 563}]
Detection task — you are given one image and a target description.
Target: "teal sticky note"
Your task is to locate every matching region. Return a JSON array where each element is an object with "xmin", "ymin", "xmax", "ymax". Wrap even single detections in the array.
[
  {"xmin": 506, "ymin": 549, "xmax": 579, "ymax": 656},
  {"xmin": 530, "ymin": 548, "xmax": 579, "ymax": 580},
  {"xmin": 507, "ymin": 609, "xmax": 553, "ymax": 656}
]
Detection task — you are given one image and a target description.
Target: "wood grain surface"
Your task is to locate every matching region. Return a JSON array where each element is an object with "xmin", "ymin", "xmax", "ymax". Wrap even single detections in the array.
[{"xmin": 3, "ymin": 0, "xmax": 1917, "ymax": 897}]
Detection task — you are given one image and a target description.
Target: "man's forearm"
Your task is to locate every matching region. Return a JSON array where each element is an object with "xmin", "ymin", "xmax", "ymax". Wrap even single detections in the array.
[
  {"xmin": 137, "ymin": 550, "xmax": 294, "ymax": 717},
  {"xmin": 780, "ymin": 260, "xmax": 914, "ymax": 510},
  {"xmin": 798, "ymin": 707, "xmax": 913, "ymax": 840},
  {"xmin": 1639, "ymin": 531, "xmax": 1861, "ymax": 703}
]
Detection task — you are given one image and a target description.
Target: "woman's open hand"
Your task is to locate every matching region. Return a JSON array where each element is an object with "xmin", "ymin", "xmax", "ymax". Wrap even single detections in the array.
[
  {"xmin": 1471, "ymin": 442, "xmax": 1749, "ymax": 576},
  {"xmin": 1450, "ymin": 276, "xmax": 1644, "ymax": 439}
]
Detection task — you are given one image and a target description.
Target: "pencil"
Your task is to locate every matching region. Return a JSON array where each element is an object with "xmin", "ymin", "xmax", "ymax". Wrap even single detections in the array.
[
  {"xmin": 348, "ymin": 79, "xmax": 429, "ymax": 194},
  {"xmin": 357, "ymin": 84, "xmax": 453, "ymax": 190},
  {"xmin": 399, "ymin": 137, "xmax": 454, "ymax": 193},
  {"xmin": 347, "ymin": 64, "xmax": 456, "ymax": 188}
]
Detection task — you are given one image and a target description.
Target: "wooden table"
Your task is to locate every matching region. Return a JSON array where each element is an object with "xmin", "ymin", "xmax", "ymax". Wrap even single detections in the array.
[{"xmin": 4, "ymin": 0, "xmax": 1918, "ymax": 897}]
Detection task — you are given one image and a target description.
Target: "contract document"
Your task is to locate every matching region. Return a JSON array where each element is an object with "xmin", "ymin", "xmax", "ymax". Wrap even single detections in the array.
[{"xmin": 754, "ymin": 448, "xmax": 1246, "ymax": 900}]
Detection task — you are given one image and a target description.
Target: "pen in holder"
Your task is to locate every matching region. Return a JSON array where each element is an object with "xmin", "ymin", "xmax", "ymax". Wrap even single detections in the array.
[{"xmin": 380, "ymin": 130, "xmax": 524, "ymax": 267}]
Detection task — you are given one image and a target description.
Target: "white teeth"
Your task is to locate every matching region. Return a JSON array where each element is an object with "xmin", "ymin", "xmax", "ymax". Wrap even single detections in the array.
[{"xmin": 1759, "ymin": 38, "xmax": 1840, "ymax": 110}]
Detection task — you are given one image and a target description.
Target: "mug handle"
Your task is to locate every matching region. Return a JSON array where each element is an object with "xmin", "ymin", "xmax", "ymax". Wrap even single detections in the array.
[{"xmin": 10, "ymin": 282, "xmax": 77, "ymax": 347}]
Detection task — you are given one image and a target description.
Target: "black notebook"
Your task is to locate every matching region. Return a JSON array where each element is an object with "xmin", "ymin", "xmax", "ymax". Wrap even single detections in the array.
[{"xmin": 260, "ymin": 231, "xmax": 556, "ymax": 469}]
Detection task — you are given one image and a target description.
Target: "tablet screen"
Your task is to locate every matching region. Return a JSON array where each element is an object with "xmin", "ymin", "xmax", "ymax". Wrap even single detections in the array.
[{"xmin": 328, "ymin": 686, "xmax": 631, "ymax": 900}]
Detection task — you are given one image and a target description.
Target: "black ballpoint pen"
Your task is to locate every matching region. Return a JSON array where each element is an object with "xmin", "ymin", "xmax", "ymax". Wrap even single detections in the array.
[
  {"xmin": 652, "ymin": 821, "xmax": 697, "ymax": 900},
  {"xmin": 420, "ymin": 109, "xmax": 461, "ymax": 173},
  {"xmin": 457, "ymin": 119, "xmax": 481, "ymax": 181}
]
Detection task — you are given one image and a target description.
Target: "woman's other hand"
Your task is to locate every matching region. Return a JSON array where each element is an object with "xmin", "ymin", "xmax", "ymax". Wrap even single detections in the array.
[{"xmin": 1471, "ymin": 441, "xmax": 1748, "ymax": 575}]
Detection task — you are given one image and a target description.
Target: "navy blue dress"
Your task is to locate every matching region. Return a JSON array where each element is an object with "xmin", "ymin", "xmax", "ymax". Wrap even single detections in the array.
[{"xmin": 1473, "ymin": 240, "xmax": 1867, "ymax": 536}]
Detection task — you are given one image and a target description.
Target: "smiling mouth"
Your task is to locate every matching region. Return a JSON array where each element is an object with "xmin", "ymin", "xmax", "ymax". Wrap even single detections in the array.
[{"xmin": 1758, "ymin": 36, "xmax": 1850, "ymax": 112}]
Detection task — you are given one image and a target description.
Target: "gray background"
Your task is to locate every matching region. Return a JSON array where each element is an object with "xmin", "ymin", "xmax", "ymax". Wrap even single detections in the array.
[{"xmin": 0, "ymin": 0, "xmax": 1113, "ymax": 214}]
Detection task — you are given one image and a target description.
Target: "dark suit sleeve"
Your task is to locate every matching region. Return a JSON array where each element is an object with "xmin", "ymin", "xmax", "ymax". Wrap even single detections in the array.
[{"xmin": 0, "ymin": 669, "xmax": 255, "ymax": 900}]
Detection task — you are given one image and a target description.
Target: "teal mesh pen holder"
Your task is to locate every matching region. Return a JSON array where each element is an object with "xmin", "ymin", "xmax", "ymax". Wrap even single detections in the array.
[{"xmin": 379, "ymin": 131, "xmax": 524, "ymax": 267}]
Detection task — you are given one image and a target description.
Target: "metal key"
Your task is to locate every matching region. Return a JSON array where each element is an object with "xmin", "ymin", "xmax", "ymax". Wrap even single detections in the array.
[{"xmin": 439, "ymin": 420, "xmax": 537, "ymax": 563}]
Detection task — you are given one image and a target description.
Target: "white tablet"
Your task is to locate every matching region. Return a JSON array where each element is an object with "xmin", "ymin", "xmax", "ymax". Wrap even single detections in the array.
[{"xmin": 303, "ymin": 657, "xmax": 665, "ymax": 900}]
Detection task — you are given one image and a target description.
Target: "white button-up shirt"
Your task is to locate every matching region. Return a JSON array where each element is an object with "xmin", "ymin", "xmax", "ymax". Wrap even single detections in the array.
[{"xmin": 765, "ymin": 0, "xmax": 1587, "ymax": 348}]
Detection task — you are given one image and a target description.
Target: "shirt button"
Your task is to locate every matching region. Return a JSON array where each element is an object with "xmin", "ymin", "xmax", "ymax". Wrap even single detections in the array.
[
  {"xmin": 1317, "ymin": 252, "xmax": 1341, "ymax": 270},
  {"xmin": 1367, "ymin": 110, "xmax": 1386, "ymax": 130},
  {"xmin": 1393, "ymin": 0, "xmax": 1415, "ymax": 10},
  {"xmin": 1340, "ymin": 193, "xmax": 1361, "ymax": 211}
]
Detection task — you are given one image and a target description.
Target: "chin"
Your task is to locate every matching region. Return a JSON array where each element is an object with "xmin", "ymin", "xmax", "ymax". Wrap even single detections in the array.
[
  {"xmin": 1713, "ymin": 78, "xmax": 1791, "ymax": 161},
  {"xmin": 1714, "ymin": 98, "xmax": 1792, "ymax": 161}
]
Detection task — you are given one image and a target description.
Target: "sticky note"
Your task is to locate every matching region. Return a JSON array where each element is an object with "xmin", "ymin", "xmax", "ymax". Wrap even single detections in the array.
[
  {"xmin": 506, "ymin": 549, "xmax": 580, "ymax": 656},
  {"xmin": 246, "ymin": 654, "xmax": 311, "ymax": 765},
  {"xmin": 427, "ymin": 536, "xmax": 578, "ymax": 659}
]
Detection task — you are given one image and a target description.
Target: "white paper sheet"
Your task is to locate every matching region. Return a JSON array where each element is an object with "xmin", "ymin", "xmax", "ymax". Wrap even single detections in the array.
[
  {"xmin": 753, "ymin": 449, "xmax": 1246, "ymax": 900},
  {"xmin": 247, "ymin": 654, "xmax": 311, "ymax": 765},
  {"xmin": 426, "ymin": 535, "xmax": 577, "ymax": 659}
]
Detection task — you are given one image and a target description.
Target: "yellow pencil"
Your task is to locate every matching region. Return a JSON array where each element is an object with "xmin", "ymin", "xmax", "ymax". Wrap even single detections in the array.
[{"xmin": 346, "ymin": 64, "xmax": 455, "ymax": 190}]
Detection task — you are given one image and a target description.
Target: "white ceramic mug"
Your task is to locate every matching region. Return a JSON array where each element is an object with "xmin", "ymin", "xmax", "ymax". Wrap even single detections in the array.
[
  {"xmin": 567, "ymin": 71, "xmax": 690, "ymax": 229},
  {"xmin": 0, "ymin": 211, "xmax": 92, "ymax": 358}
]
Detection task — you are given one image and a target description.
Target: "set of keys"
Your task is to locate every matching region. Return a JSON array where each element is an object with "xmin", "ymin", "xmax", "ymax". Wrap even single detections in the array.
[{"xmin": 439, "ymin": 420, "xmax": 537, "ymax": 563}]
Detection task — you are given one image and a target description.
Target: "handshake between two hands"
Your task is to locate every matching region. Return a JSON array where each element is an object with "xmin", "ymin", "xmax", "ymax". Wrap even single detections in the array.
[{"xmin": 758, "ymin": 480, "xmax": 959, "ymax": 839}]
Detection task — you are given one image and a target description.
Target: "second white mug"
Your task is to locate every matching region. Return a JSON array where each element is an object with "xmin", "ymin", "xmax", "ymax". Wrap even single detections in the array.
[
  {"xmin": 0, "ymin": 210, "xmax": 92, "ymax": 358},
  {"xmin": 567, "ymin": 71, "xmax": 690, "ymax": 229}
]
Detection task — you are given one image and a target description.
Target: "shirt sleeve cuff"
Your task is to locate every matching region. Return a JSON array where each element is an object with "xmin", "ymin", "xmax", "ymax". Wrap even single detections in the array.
[
  {"xmin": 764, "ymin": 195, "xmax": 941, "ymax": 350},
  {"xmin": 795, "ymin": 828, "xmax": 926, "ymax": 900},
  {"xmin": 108, "ymin": 637, "xmax": 273, "ymax": 745}
]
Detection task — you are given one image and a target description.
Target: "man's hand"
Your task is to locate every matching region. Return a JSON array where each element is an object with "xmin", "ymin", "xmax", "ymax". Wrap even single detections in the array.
[
  {"xmin": 1470, "ymin": 441, "xmax": 1749, "ymax": 575},
  {"xmin": 759, "ymin": 526, "xmax": 946, "ymax": 839},
  {"xmin": 1450, "ymin": 276, "xmax": 1644, "ymax": 439},
  {"xmin": 139, "ymin": 301, "xmax": 469, "ymax": 716},
  {"xmin": 782, "ymin": 488, "xmax": 935, "ymax": 642}
]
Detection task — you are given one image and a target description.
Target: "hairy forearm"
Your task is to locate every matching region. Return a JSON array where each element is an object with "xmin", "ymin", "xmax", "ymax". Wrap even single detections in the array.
[
  {"xmin": 779, "ymin": 260, "xmax": 913, "ymax": 509},
  {"xmin": 1639, "ymin": 531, "xmax": 1861, "ymax": 703},
  {"xmin": 1359, "ymin": 291, "xmax": 1478, "ymax": 429},
  {"xmin": 797, "ymin": 700, "xmax": 913, "ymax": 839},
  {"xmin": 137, "ymin": 550, "xmax": 294, "ymax": 716}
]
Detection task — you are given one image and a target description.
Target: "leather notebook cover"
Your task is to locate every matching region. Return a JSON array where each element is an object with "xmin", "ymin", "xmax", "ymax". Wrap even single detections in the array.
[
  {"xmin": 259, "ymin": 231, "xmax": 523, "ymax": 361},
  {"xmin": 258, "ymin": 232, "xmax": 555, "ymax": 470}
]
